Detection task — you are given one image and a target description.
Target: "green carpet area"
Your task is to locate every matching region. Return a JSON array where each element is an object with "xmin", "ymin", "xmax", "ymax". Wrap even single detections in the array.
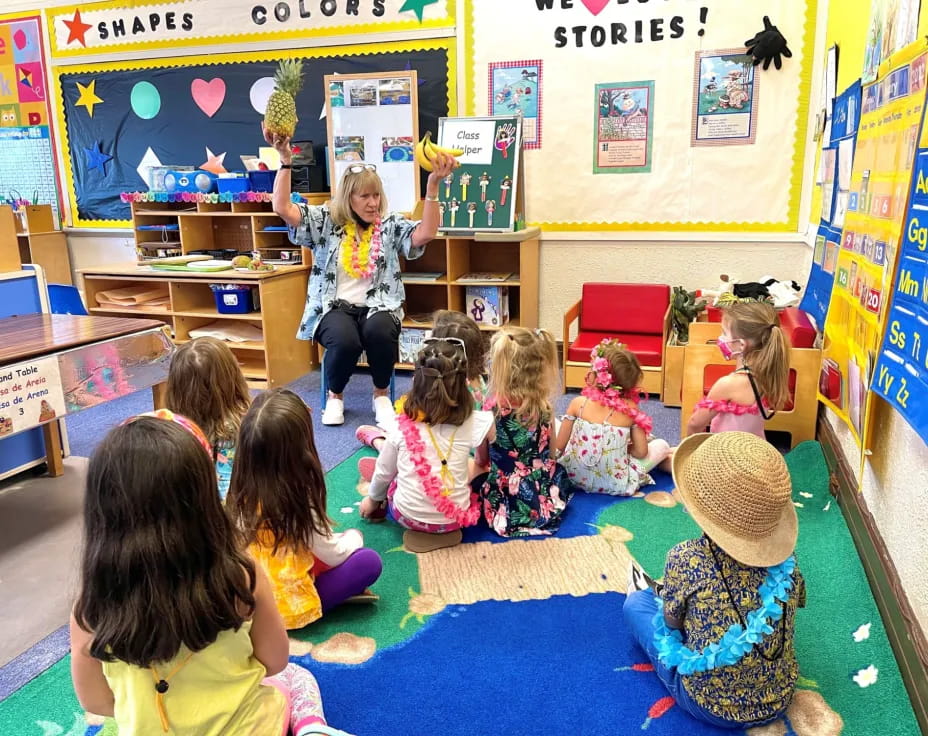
[
  {"xmin": 0, "ymin": 442, "xmax": 920, "ymax": 735},
  {"xmin": 597, "ymin": 441, "xmax": 920, "ymax": 735}
]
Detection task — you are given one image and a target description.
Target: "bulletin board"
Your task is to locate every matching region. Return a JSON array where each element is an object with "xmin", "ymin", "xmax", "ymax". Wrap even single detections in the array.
[
  {"xmin": 325, "ymin": 71, "xmax": 420, "ymax": 214},
  {"xmin": 819, "ymin": 42, "xmax": 928, "ymax": 448},
  {"xmin": 54, "ymin": 39, "xmax": 454, "ymax": 228},
  {"xmin": 872, "ymin": 67, "xmax": 928, "ymax": 445},
  {"xmin": 437, "ymin": 115, "xmax": 521, "ymax": 231},
  {"xmin": 0, "ymin": 12, "xmax": 62, "ymax": 224},
  {"xmin": 462, "ymin": 0, "xmax": 818, "ymax": 232}
]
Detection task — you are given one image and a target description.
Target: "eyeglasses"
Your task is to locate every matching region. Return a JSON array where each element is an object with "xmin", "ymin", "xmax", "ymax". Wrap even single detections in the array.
[
  {"xmin": 346, "ymin": 164, "xmax": 377, "ymax": 174},
  {"xmin": 421, "ymin": 336, "xmax": 467, "ymax": 362}
]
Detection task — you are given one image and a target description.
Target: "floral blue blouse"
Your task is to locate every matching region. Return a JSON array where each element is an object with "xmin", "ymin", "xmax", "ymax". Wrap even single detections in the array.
[{"xmin": 287, "ymin": 203, "xmax": 425, "ymax": 340}]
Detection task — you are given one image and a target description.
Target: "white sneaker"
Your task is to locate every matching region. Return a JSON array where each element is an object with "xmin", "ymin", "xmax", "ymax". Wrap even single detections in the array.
[
  {"xmin": 373, "ymin": 395, "xmax": 395, "ymax": 426},
  {"xmin": 321, "ymin": 398, "xmax": 345, "ymax": 426}
]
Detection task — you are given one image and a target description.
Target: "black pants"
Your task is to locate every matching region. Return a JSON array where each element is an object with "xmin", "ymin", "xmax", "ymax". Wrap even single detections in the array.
[{"xmin": 316, "ymin": 304, "xmax": 399, "ymax": 394}]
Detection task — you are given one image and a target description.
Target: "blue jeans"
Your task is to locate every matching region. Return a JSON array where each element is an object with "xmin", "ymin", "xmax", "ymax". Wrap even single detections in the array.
[{"xmin": 623, "ymin": 589, "xmax": 784, "ymax": 730}]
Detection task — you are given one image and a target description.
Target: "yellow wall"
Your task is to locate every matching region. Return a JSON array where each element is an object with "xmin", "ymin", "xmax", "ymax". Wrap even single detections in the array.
[{"xmin": 811, "ymin": 3, "xmax": 928, "ymax": 222}]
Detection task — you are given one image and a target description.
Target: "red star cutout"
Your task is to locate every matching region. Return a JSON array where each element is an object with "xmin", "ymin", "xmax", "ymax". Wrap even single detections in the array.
[{"xmin": 63, "ymin": 9, "xmax": 92, "ymax": 47}]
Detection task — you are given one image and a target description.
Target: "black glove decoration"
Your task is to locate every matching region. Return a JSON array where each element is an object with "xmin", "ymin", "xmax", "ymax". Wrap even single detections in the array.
[{"xmin": 745, "ymin": 16, "xmax": 792, "ymax": 70}]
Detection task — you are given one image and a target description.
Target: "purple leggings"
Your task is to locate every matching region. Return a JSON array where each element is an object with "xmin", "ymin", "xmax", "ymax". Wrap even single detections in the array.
[{"xmin": 314, "ymin": 548, "xmax": 383, "ymax": 612}]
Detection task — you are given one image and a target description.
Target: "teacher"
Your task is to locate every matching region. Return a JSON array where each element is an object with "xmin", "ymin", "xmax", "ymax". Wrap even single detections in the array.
[{"xmin": 266, "ymin": 127, "xmax": 454, "ymax": 427}]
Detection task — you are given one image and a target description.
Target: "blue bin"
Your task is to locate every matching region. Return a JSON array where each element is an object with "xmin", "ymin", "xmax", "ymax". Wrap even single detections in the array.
[
  {"xmin": 210, "ymin": 284, "xmax": 256, "ymax": 314},
  {"xmin": 248, "ymin": 170, "xmax": 278, "ymax": 192},
  {"xmin": 217, "ymin": 174, "xmax": 249, "ymax": 193}
]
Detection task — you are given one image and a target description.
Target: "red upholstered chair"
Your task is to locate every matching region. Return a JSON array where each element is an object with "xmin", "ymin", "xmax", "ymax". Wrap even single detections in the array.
[
  {"xmin": 562, "ymin": 283, "xmax": 671, "ymax": 395},
  {"xmin": 679, "ymin": 307, "xmax": 821, "ymax": 448}
]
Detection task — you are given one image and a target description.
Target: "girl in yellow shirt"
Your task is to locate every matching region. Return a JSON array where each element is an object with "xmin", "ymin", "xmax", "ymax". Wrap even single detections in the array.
[
  {"xmin": 227, "ymin": 389, "xmax": 383, "ymax": 630},
  {"xmin": 69, "ymin": 410, "xmax": 343, "ymax": 735}
]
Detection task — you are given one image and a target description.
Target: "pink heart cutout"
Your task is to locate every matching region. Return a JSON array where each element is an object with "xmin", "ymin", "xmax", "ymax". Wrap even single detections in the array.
[
  {"xmin": 13, "ymin": 29, "xmax": 27, "ymax": 51},
  {"xmin": 580, "ymin": 0, "xmax": 609, "ymax": 15},
  {"xmin": 191, "ymin": 78, "xmax": 226, "ymax": 118}
]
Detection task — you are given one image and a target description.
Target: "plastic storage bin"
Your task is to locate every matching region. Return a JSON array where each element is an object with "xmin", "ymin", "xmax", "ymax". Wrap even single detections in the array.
[
  {"xmin": 248, "ymin": 170, "xmax": 278, "ymax": 192},
  {"xmin": 217, "ymin": 174, "xmax": 249, "ymax": 193},
  {"xmin": 210, "ymin": 284, "xmax": 258, "ymax": 314}
]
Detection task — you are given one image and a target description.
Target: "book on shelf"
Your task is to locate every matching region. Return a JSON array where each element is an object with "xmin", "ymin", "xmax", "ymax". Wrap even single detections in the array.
[
  {"xmin": 456, "ymin": 272, "xmax": 512, "ymax": 282},
  {"xmin": 400, "ymin": 272, "xmax": 445, "ymax": 282}
]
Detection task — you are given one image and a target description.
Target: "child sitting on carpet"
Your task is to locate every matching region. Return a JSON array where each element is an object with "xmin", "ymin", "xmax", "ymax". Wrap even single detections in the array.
[
  {"xmin": 165, "ymin": 337, "xmax": 250, "ymax": 500},
  {"xmin": 474, "ymin": 326, "xmax": 573, "ymax": 537},
  {"xmin": 227, "ymin": 389, "xmax": 383, "ymax": 629},
  {"xmin": 685, "ymin": 301, "xmax": 790, "ymax": 438},
  {"xmin": 70, "ymin": 409, "xmax": 343, "ymax": 735},
  {"xmin": 554, "ymin": 339, "xmax": 670, "ymax": 495},
  {"xmin": 355, "ymin": 309, "xmax": 489, "ymax": 478},
  {"xmin": 624, "ymin": 431, "xmax": 806, "ymax": 729},
  {"xmin": 359, "ymin": 338, "xmax": 495, "ymax": 552}
]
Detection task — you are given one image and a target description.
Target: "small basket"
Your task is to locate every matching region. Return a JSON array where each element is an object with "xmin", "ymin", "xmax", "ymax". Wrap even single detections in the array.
[
  {"xmin": 248, "ymin": 170, "xmax": 278, "ymax": 192},
  {"xmin": 217, "ymin": 174, "xmax": 249, "ymax": 194},
  {"xmin": 210, "ymin": 284, "xmax": 258, "ymax": 314}
]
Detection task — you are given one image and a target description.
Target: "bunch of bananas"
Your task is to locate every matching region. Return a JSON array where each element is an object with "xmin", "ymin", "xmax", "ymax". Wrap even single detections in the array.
[{"xmin": 414, "ymin": 131, "xmax": 463, "ymax": 172}]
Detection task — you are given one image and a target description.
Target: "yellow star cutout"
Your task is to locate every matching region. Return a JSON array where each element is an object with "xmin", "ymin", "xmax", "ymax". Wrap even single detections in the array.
[{"xmin": 75, "ymin": 80, "xmax": 103, "ymax": 118}]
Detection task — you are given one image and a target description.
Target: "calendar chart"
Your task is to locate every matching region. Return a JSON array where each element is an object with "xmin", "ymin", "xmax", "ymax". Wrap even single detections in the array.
[{"xmin": 0, "ymin": 14, "xmax": 61, "ymax": 224}]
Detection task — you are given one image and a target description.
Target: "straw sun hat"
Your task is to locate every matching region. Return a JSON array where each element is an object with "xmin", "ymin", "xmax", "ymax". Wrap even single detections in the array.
[{"xmin": 672, "ymin": 432, "xmax": 797, "ymax": 568}]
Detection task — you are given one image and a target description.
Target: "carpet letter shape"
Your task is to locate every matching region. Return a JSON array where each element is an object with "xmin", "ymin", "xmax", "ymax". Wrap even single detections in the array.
[{"xmin": 191, "ymin": 78, "xmax": 226, "ymax": 118}]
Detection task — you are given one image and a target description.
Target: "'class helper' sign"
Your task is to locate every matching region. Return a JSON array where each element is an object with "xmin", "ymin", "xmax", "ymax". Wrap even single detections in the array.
[{"xmin": 0, "ymin": 357, "xmax": 66, "ymax": 438}]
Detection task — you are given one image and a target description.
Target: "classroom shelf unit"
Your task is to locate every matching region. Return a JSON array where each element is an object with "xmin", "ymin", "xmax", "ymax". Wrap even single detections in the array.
[
  {"xmin": 79, "ymin": 264, "xmax": 312, "ymax": 389},
  {"xmin": 130, "ymin": 195, "xmax": 326, "ymax": 264}
]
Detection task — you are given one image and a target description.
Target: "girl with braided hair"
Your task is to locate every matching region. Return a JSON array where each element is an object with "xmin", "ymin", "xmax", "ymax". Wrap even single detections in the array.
[{"xmin": 360, "ymin": 338, "xmax": 495, "ymax": 553}]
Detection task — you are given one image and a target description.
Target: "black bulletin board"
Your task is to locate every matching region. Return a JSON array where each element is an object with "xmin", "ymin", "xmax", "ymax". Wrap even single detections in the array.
[{"xmin": 58, "ymin": 46, "xmax": 450, "ymax": 225}]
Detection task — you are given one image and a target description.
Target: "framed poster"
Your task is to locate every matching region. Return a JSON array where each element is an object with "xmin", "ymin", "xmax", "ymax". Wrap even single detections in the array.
[
  {"xmin": 594, "ymin": 81, "xmax": 654, "ymax": 174},
  {"xmin": 325, "ymin": 70, "xmax": 420, "ymax": 214},
  {"xmin": 691, "ymin": 49, "xmax": 759, "ymax": 146},
  {"xmin": 488, "ymin": 60, "xmax": 542, "ymax": 149}
]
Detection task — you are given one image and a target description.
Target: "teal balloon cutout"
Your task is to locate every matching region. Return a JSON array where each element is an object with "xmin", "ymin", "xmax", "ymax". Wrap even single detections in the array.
[{"xmin": 130, "ymin": 81, "xmax": 161, "ymax": 120}]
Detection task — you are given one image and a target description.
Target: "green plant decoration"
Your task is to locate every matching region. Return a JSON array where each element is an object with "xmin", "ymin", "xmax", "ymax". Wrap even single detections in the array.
[{"xmin": 671, "ymin": 286, "xmax": 707, "ymax": 345}]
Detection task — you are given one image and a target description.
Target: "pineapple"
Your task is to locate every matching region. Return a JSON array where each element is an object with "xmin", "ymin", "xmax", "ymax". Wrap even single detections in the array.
[{"xmin": 264, "ymin": 59, "xmax": 304, "ymax": 139}]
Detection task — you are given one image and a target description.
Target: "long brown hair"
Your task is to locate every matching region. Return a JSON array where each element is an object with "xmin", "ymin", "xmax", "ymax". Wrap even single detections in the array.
[
  {"xmin": 165, "ymin": 337, "xmax": 250, "ymax": 449},
  {"xmin": 74, "ymin": 417, "xmax": 256, "ymax": 667},
  {"xmin": 227, "ymin": 389, "xmax": 330, "ymax": 555},
  {"xmin": 487, "ymin": 326, "xmax": 559, "ymax": 427},
  {"xmin": 724, "ymin": 302, "xmax": 791, "ymax": 410},
  {"xmin": 431, "ymin": 309, "xmax": 487, "ymax": 381},
  {"xmin": 404, "ymin": 339, "xmax": 473, "ymax": 426}
]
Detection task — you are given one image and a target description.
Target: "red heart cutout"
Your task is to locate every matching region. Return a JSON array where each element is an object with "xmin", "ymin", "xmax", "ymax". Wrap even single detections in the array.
[
  {"xmin": 191, "ymin": 78, "xmax": 226, "ymax": 118},
  {"xmin": 580, "ymin": 0, "xmax": 609, "ymax": 15}
]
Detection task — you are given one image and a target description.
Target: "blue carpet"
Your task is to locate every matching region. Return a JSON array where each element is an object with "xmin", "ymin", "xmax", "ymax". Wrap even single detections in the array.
[{"xmin": 298, "ymin": 594, "xmax": 734, "ymax": 736}]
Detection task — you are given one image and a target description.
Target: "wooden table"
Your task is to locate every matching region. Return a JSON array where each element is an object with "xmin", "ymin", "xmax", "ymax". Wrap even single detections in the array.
[{"xmin": 0, "ymin": 314, "xmax": 174, "ymax": 476}]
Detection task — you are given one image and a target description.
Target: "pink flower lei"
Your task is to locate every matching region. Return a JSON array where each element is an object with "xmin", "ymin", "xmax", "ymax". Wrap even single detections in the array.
[
  {"xmin": 396, "ymin": 413, "xmax": 482, "ymax": 527},
  {"xmin": 581, "ymin": 339, "xmax": 653, "ymax": 434}
]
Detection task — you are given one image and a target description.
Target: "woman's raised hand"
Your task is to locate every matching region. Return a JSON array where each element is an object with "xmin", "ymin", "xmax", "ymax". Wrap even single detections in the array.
[{"xmin": 261, "ymin": 122, "xmax": 292, "ymax": 164}]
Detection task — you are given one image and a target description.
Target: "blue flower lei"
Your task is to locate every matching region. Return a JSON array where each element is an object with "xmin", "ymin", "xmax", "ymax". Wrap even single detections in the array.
[{"xmin": 652, "ymin": 555, "xmax": 796, "ymax": 676}]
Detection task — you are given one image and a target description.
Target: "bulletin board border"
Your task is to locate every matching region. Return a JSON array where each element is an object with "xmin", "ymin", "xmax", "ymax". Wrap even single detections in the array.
[
  {"xmin": 53, "ymin": 37, "xmax": 457, "ymax": 229},
  {"xmin": 0, "ymin": 10, "xmax": 66, "ymax": 224},
  {"xmin": 461, "ymin": 0, "xmax": 819, "ymax": 233},
  {"xmin": 46, "ymin": 0, "xmax": 457, "ymax": 60}
]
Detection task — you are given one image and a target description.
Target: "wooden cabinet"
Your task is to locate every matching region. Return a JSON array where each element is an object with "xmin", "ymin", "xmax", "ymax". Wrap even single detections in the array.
[
  {"xmin": 80, "ymin": 264, "xmax": 312, "ymax": 389},
  {"xmin": 130, "ymin": 197, "xmax": 326, "ymax": 264},
  {"xmin": 5, "ymin": 204, "xmax": 72, "ymax": 284}
]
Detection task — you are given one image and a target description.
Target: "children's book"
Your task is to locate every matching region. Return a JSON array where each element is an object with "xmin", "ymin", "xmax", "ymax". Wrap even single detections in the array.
[{"xmin": 457, "ymin": 272, "xmax": 512, "ymax": 282}]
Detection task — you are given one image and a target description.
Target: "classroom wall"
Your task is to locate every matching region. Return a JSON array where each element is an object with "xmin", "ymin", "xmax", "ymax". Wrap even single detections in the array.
[{"xmin": 818, "ymin": 1, "xmax": 928, "ymax": 639}]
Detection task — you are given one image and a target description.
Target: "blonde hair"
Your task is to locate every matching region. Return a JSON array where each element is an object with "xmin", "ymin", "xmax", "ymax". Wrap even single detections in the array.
[
  {"xmin": 487, "ymin": 326, "xmax": 559, "ymax": 427},
  {"xmin": 329, "ymin": 168, "xmax": 388, "ymax": 227},
  {"xmin": 165, "ymin": 337, "xmax": 250, "ymax": 450},
  {"xmin": 724, "ymin": 302, "xmax": 791, "ymax": 410}
]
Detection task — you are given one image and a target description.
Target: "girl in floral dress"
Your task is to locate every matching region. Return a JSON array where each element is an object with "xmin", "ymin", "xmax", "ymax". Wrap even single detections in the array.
[
  {"xmin": 555, "ymin": 340, "xmax": 671, "ymax": 495},
  {"xmin": 475, "ymin": 327, "xmax": 573, "ymax": 537}
]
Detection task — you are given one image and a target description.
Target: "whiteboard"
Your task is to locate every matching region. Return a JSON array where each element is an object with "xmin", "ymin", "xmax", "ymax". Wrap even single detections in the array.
[{"xmin": 325, "ymin": 71, "xmax": 420, "ymax": 215}]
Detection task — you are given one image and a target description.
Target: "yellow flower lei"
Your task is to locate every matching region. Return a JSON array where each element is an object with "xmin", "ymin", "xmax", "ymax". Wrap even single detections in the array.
[{"xmin": 341, "ymin": 220, "xmax": 381, "ymax": 280}]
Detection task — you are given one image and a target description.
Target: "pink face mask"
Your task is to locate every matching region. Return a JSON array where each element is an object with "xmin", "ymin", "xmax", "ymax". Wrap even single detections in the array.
[{"xmin": 717, "ymin": 335, "xmax": 743, "ymax": 361}]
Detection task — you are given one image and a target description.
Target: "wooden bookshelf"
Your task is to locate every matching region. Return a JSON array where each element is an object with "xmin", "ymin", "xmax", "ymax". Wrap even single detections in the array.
[{"xmin": 79, "ymin": 264, "xmax": 312, "ymax": 389}]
